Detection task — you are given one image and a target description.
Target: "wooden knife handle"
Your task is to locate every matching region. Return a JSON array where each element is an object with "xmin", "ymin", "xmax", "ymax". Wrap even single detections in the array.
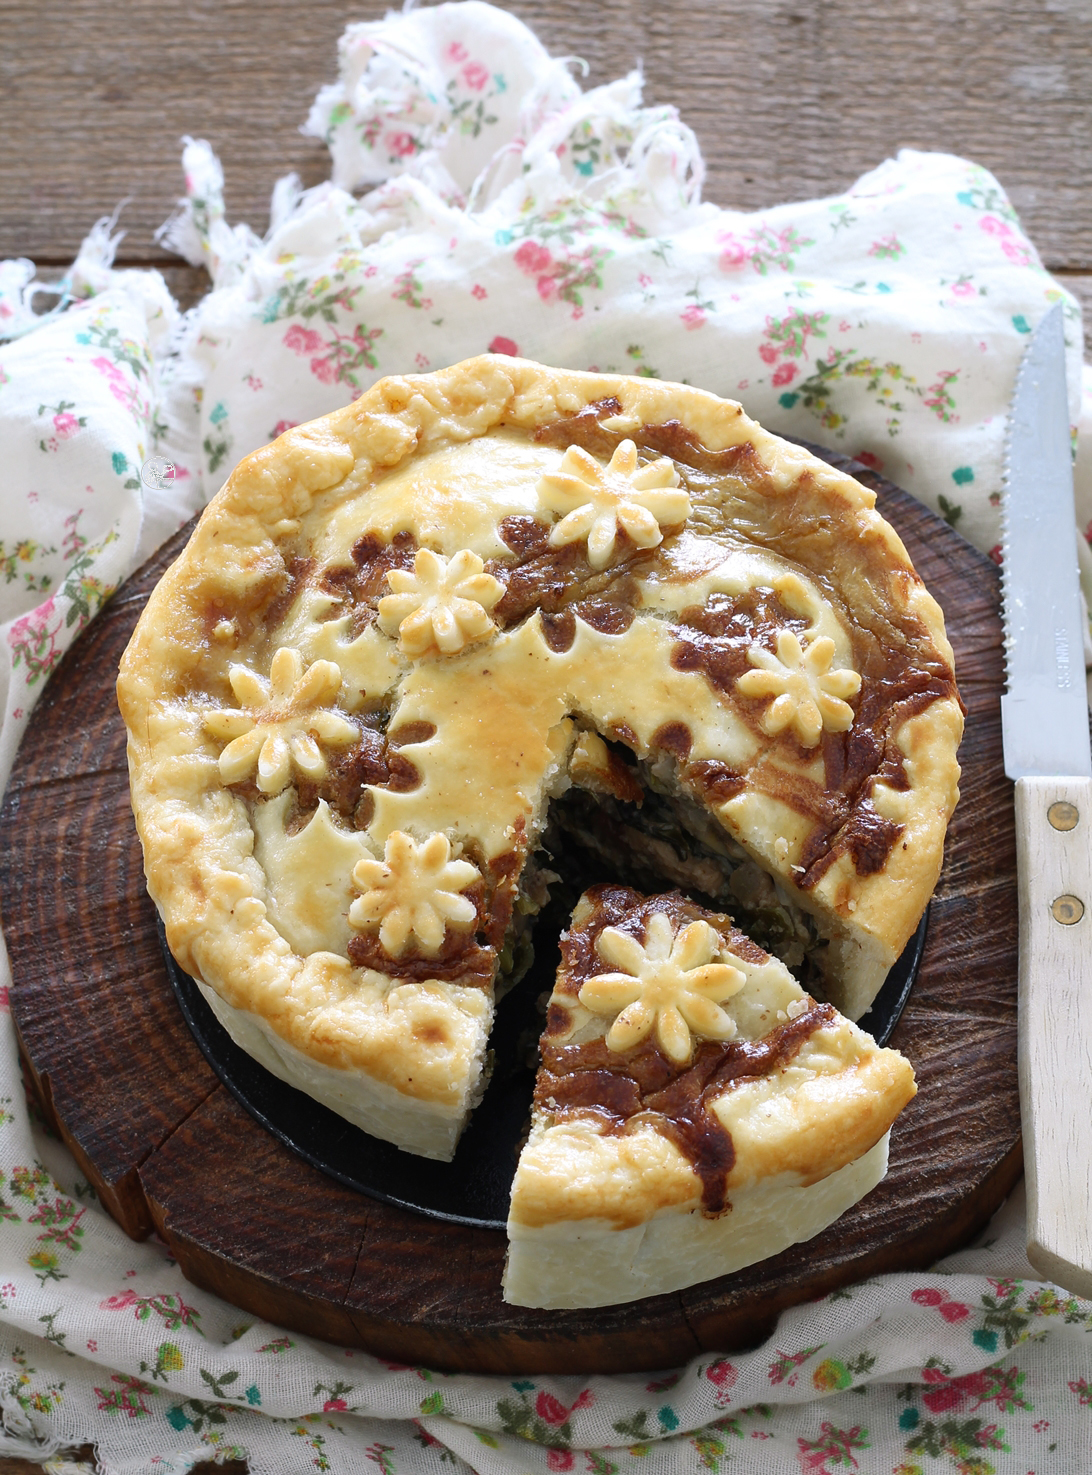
[{"xmin": 1016, "ymin": 775, "xmax": 1092, "ymax": 1295}]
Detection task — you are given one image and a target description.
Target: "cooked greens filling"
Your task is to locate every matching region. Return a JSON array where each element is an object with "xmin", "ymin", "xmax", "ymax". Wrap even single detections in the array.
[
  {"xmin": 540, "ymin": 734, "xmax": 830, "ymax": 996},
  {"xmin": 495, "ymin": 853, "xmax": 556, "ymax": 1000}
]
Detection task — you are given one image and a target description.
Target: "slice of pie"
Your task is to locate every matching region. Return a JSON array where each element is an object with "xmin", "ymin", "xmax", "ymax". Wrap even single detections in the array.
[
  {"xmin": 118, "ymin": 355, "xmax": 961, "ymax": 1167},
  {"xmin": 505, "ymin": 884, "xmax": 916, "ymax": 1309}
]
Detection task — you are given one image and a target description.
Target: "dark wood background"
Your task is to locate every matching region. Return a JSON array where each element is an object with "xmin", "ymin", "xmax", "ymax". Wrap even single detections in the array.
[
  {"xmin": 4, "ymin": 0, "xmax": 1092, "ymax": 338},
  {"xmin": 2, "ymin": 0, "xmax": 1081, "ymax": 1468}
]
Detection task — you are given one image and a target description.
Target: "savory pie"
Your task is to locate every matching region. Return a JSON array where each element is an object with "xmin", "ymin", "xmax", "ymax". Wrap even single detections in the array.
[
  {"xmin": 506, "ymin": 884, "xmax": 916, "ymax": 1308},
  {"xmin": 118, "ymin": 355, "xmax": 960, "ymax": 1202}
]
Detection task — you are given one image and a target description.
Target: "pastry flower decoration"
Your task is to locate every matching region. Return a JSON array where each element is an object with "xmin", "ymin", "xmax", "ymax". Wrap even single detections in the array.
[
  {"xmin": 204, "ymin": 647, "xmax": 357, "ymax": 795},
  {"xmin": 377, "ymin": 548, "xmax": 505, "ymax": 658},
  {"xmin": 578, "ymin": 912, "xmax": 746, "ymax": 1063},
  {"xmin": 736, "ymin": 630, "xmax": 861, "ymax": 747},
  {"xmin": 349, "ymin": 830, "xmax": 481, "ymax": 956},
  {"xmin": 537, "ymin": 439, "xmax": 689, "ymax": 570}
]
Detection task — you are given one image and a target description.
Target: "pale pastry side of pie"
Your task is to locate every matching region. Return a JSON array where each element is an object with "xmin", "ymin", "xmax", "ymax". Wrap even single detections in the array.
[
  {"xmin": 504, "ymin": 886, "xmax": 916, "ymax": 1308},
  {"xmin": 118, "ymin": 355, "xmax": 960, "ymax": 1162}
]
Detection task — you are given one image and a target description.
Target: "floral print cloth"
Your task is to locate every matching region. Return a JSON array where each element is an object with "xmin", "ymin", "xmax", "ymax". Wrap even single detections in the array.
[
  {"xmin": 1, "ymin": 4, "xmax": 1091, "ymax": 1471},
  {"xmin": 0, "ymin": 258, "xmax": 194, "ymax": 783}
]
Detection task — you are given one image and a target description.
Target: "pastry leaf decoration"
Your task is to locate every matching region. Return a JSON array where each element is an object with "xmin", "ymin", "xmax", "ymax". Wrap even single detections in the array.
[
  {"xmin": 349, "ymin": 830, "xmax": 481, "ymax": 957},
  {"xmin": 736, "ymin": 630, "xmax": 861, "ymax": 747},
  {"xmin": 204, "ymin": 646, "xmax": 357, "ymax": 795},
  {"xmin": 537, "ymin": 439, "xmax": 689, "ymax": 570},
  {"xmin": 579, "ymin": 911, "xmax": 746, "ymax": 1062}
]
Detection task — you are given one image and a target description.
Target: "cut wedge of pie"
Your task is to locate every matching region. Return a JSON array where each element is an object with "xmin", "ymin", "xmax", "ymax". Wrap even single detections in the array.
[
  {"xmin": 119, "ymin": 356, "xmax": 959, "ymax": 1272},
  {"xmin": 505, "ymin": 884, "xmax": 915, "ymax": 1308}
]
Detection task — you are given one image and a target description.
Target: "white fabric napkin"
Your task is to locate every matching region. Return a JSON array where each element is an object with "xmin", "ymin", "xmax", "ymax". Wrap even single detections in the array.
[{"xmin": 2, "ymin": 5, "xmax": 1092, "ymax": 1471}]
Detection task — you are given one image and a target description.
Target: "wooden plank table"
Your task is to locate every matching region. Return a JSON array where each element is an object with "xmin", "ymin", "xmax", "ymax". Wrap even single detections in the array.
[
  {"xmin": 5, "ymin": 0, "xmax": 1092, "ymax": 338},
  {"xmin": 2, "ymin": 0, "xmax": 1088, "ymax": 1468}
]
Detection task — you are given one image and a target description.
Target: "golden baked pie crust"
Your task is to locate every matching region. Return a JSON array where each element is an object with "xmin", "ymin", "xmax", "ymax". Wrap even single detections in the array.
[{"xmin": 118, "ymin": 355, "xmax": 960, "ymax": 1157}]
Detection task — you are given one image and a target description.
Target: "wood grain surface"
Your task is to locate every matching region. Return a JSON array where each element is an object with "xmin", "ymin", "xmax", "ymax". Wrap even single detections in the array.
[
  {"xmin": 6, "ymin": 1, "xmax": 1092, "ymax": 354},
  {"xmin": 2, "ymin": 0, "xmax": 1091, "ymax": 277},
  {"xmin": 0, "ymin": 450, "xmax": 1022, "ymax": 1380}
]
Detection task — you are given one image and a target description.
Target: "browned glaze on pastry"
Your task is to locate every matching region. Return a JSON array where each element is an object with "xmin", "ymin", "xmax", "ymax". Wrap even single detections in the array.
[
  {"xmin": 300, "ymin": 393, "xmax": 958, "ymax": 982},
  {"xmin": 260, "ymin": 555, "xmax": 316, "ymax": 634},
  {"xmin": 299, "ymin": 724, "xmax": 393, "ymax": 824},
  {"xmin": 487, "ymin": 523, "xmax": 647, "ymax": 626},
  {"xmin": 552, "ymin": 885, "xmax": 746, "ymax": 996},
  {"xmin": 527, "ymin": 402, "xmax": 961, "ymax": 885},
  {"xmin": 571, "ymin": 738, "xmax": 645, "ymax": 806},
  {"xmin": 200, "ymin": 554, "xmax": 313, "ymax": 653},
  {"xmin": 347, "ymin": 930, "xmax": 496, "ymax": 985},
  {"xmin": 670, "ymin": 587, "xmax": 811, "ymax": 708},
  {"xmin": 320, "ymin": 530, "xmax": 418, "ymax": 635},
  {"xmin": 652, "ymin": 721, "xmax": 693, "ymax": 761},
  {"xmin": 539, "ymin": 607, "xmax": 577, "ymax": 652},
  {"xmin": 538, "ymin": 885, "xmax": 831, "ymax": 1213},
  {"xmin": 276, "ymin": 720, "xmax": 421, "ymax": 828},
  {"xmin": 685, "ymin": 760, "xmax": 747, "ymax": 804},
  {"xmin": 479, "ymin": 826, "xmax": 526, "ymax": 950},
  {"xmin": 670, "ymin": 587, "xmax": 957, "ymax": 885},
  {"xmin": 533, "ymin": 403, "xmax": 769, "ymax": 503},
  {"xmin": 306, "ymin": 400, "xmax": 957, "ymax": 891}
]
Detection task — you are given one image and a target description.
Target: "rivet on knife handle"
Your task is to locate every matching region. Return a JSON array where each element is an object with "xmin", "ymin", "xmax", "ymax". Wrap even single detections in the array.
[{"xmin": 1016, "ymin": 776, "xmax": 1092, "ymax": 1298}]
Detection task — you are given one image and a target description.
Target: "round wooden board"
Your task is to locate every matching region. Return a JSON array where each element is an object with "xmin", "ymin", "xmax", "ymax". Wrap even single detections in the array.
[{"xmin": 0, "ymin": 449, "xmax": 1020, "ymax": 1375}]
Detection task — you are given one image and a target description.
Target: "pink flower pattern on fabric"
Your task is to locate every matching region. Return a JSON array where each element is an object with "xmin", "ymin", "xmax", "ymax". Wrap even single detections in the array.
[
  {"xmin": 387, "ymin": 132, "xmax": 419, "ymax": 159},
  {"xmin": 981, "ymin": 214, "xmax": 1033, "ymax": 267},
  {"xmin": 283, "ymin": 324, "xmax": 323, "ymax": 355},
  {"xmin": 912, "ymin": 1285, "xmax": 971, "ymax": 1322},
  {"xmin": 2, "ymin": 9, "xmax": 1091, "ymax": 1470}
]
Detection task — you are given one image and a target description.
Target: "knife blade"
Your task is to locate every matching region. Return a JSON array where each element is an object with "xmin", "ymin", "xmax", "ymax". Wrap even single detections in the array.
[{"xmin": 1001, "ymin": 302, "xmax": 1092, "ymax": 1297}]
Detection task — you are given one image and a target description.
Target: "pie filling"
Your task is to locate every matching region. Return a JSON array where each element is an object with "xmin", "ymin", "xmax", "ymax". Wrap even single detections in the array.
[{"xmin": 548, "ymin": 737, "xmax": 829, "ymax": 989}]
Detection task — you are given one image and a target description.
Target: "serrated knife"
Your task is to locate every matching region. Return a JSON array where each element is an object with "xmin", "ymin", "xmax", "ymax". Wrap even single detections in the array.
[{"xmin": 1002, "ymin": 302, "xmax": 1092, "ymax": 1297}]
